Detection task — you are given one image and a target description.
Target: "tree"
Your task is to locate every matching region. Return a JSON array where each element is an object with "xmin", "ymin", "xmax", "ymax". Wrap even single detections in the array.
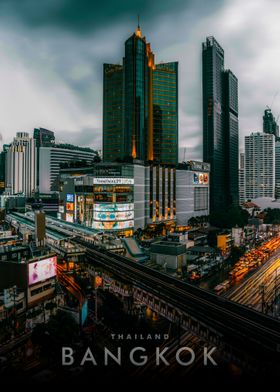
[{"xmin": 264, "ymin": 208, "xmax": 280, "ymax": 224}]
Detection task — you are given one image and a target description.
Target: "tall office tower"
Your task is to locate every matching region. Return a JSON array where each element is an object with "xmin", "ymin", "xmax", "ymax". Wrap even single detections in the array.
[
  {"xmin": 239, "ymin": 152, "xmax": 245, "ymax": 204},
  {"xmin": 33, "ymin": 128, "xmax": 55, "ymax": 189},
  {"xmin": 275, "ymin": 141, "xmax": 280, "ymax": 199},
  {"xmin": 202, "ymin": 36, "xmax": 239, "ymax": 212},
  {"xmin": 103, "ymin": 64, "xmax": 124, "ymax": 162},
  {"xmin": 245, "ymin": 132, "xmax": 275, "ymax": 199},
  {"xmin": 5, "ymin": 132, "xmax": 37, "ymax": 196},
  {"xmin": 33, "ymin": 128, "xmax": 55, "ymax": 147},
  {"xmin": 223, "ymin": 70, "xmax": 239, "ymax": 206},
  {"xmin": 103, "ymin": 25, "xmax": 178, "ymax": 165},
  {"xmin": 263, "ymin": 108, "xmax": 279, "ymax": 139}
]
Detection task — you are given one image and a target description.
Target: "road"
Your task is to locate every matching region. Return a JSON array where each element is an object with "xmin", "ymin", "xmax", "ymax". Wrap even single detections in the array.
[
  {"xmin": 225, "ymin": 250, "xmax": 280, "ymax": 315},
  {"xmin": 73, "ymin": 237, "xmax": 280, "ymax": 363}
]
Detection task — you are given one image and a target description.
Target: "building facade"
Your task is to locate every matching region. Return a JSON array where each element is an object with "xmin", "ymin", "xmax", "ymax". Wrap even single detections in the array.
[
  {"xmin": 5, "ymin": 132, "xmax": 37, "ymax": 197},
  {"xmin": 275, "ymin": 141, "xmax": 280, "ymax": 199},
  {"xmin": 59, "ymin": 162, "xmax": 177, "ymax": 235},
  {"xmin": 245, "ymin": 132, "xmax": 275, "ymax": 199},
  {"xmin": 239, "ymin": 152, "xmax": 245, "ymax": 204},
  {"xmin": 103, "ymin": 25, "xmax": 178, "ymax": 165},
  {"xmin": 176, "ymin": 161, "xmax": 210, "ymax": 225},
  {"xmin": 202, "ymin": 36, "xmax": 239, "ymax": 212},
  {"xmin": 39, "ymin": 146, "xmax": 96, "ymax": 193}
]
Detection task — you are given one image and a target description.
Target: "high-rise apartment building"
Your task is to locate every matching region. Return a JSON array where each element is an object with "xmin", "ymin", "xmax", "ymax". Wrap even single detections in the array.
[
  {"xmin": 5, "ymin": 132, "xmax": 37, "ymax": 196},
  {"xmin": 202, "ymin": 36, "xmax": 239, "ymax": 212},
  {"xmin": 245, "ymin": 132, "xmax": 275, "ymax": 199},
  {"xmin": 263, "ymin": 108, "xmax": 279, "ymax": 139},
  {"xmin": 239, "ymin": 152, "xmax": 245, "ymax": 204},
  {"xmin": 103, "ymin": 25, "xmax": 178, "ymax": 165},
  {"xmin": 275, "ymin": 141, "xmax": 280, "ymax": 199}
]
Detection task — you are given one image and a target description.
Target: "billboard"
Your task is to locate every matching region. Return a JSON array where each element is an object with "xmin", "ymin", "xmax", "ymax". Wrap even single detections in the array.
[
  {"xmin": 93, "ymin": 210, "xmax": 134, "ymax": 221},
  {"xmin": 66, "ymin": 213, "xmax": 74, "ymax": 223},
  {"xmin": 66, "ymin": 202, "xmax": 74, "ymax": 211},
  {"xmin": 93, "ymin": 220, "xmax": 134, "ymax": 230},
  {"xmin": 66, "ymin": 194, "xmax": 74, "ymax": 202},
  {"xmin": 193, "ymin": 172, "xmax": 209, "ymax": 185},
  {"xmin": 94, "ymin": 203, "xmax": 134, "ymax": 212},
  {"xmin": 93, "ymin": 178, "xmax": 134, "ymax": 185},
  {"xmin": 58, "ymin": 205, "xmax": 64, "ymax": 213},
  {"xmin": 28, "ymin": 256, "xmax": 57, "ymax": 286}
]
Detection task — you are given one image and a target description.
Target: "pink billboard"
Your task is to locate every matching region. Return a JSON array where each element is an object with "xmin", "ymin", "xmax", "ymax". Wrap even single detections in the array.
[{"xmin": 28, "ymin": 256, "xmax": 57, "ymax": 285}]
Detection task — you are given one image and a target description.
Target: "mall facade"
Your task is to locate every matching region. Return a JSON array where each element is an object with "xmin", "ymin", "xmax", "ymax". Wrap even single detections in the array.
[{"xmin": 59, "ymin": 161, "xmax": 209, "ymax": 236}]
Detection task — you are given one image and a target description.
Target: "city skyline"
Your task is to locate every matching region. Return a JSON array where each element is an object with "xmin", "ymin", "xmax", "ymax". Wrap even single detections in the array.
[{"xmin": 0, "ymin": 0, "xmax": 280, "ymax": 160}]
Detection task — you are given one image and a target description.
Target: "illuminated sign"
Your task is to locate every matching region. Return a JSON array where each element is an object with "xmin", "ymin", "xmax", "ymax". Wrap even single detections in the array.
[
  {"xmin": 66, "ymin": 213, "xmax": 74, "ymax": 223},
  {"xmin": 94, "ymin": 203, "xmax": 134, "ymax": 212},
  {"xmin": 93, "ymin": 178, "xmax": 134, "ymax": 185},
  {"xmin": 93, "ymin": 211, "xmax": 134, "ymax": 221},
  {"xmin": 95, "ymin": 276, "xmax": 103, "ymax": 288},
  {"xmin": 58, "ymin": 205, "xmax": 64, "ymax": 213},
  {"xmin": 66, "ymin": 202, "xmax": 74, "ymax": 211},
  {"xmin": 93, "ymin": 220, "xmax": 134, "ymax": 230},
  {"xmin": 28, "ymin": 256, "xmax": 57, "ymax": 285},
  {"xmin": 66, "ymin": 194, "xmax": 74, "ymax": 202},
  {"xmin": 193, "ymin": 173, "xmax": 209, "ymax": 185},
  {"xmin": 57, "ymin": 213, "xmax": 62, "ymax": 220}
]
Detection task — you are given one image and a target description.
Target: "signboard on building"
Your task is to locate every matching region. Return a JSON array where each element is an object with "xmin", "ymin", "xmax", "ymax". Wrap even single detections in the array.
[
  {"xmin": 66, "ymin": 194, "xmax": 74, "ymax": 202},
  {"xmin": 94, "ymin": 203, "xmax": 134, "ymax": 212},
  {"xmin": 66, "ymin": 213, "xmax": 74, "ymax": 223},
  {"xmin": 193, "ymin": 172, "xmax": 209, "ymax": 185},
  {"xmin": 66, "ymin": 202, "xmax": 74, "ymax": 211},
  {"xmin": 28, "ymin": 256, "xmax": 57, "ymax": 286},
  {"xmin": 58, "ymin": 205, "xmax": 64, "ymax": 213},
  {"xmin": 93, "ymin": 178, "xmax": 134, "ymax": 185},
  {"xmin": 93, "ymin": 220, "xmax": 134, "ymax": 230},
  {"xmin": 93, "ymin": 211, "xmax": 134, "ymax": 221}
]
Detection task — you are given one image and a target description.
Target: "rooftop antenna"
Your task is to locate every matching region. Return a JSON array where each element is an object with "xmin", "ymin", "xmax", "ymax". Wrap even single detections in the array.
[{"xmin": 138, "ymin": 14, "xmax": 140, "ymax": 29}]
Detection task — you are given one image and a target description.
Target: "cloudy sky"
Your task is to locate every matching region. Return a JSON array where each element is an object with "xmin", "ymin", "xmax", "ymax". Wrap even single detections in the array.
[{"xmin": 0, "ymin": 0, "xmax": 279, "ymax": 160}]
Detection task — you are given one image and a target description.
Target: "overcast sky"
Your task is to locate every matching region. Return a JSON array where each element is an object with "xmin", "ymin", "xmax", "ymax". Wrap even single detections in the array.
[{"xmin": 0, "ymin": 0, "xmax": 279, "ymax": 160}]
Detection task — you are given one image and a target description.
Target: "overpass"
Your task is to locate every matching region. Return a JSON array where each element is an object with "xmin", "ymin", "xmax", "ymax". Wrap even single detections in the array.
[{"xmin": 74, "ymin": 237, "xmax": 280, "ymax": 370}]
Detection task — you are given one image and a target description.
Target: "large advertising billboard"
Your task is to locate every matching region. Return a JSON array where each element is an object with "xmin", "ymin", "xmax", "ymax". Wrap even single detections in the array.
[
  {"xmin": 66, "ymin": 202, "xmax": 74, "ymax": 211},
  {"xmin": 93, "ymin": 220, "xmax": 134, "ymax": 230},
  {"xmin": 193, "ymin": 172, "xmax": 209, "ymax": 185},
  {"xmin": 93, "ymin": 178, "xmax": 134, "ymax": 185},
  {"xmin": 93, "ymin": 211, "xmax": 134, "ymax": 221},
  {"xmin": 66, "ymin": 213, "xmax": 74, "ymax": 223},
  {"xmin": 66, "ymin": 194, "xmax": 74, "ymax": 202},
  {"xmin": 94, "ymin": 203, "xmax": 134, "ymax": 212},
  {"xmin": 28, "ymin": 256, "xmax": 57, "ymax": 286}
]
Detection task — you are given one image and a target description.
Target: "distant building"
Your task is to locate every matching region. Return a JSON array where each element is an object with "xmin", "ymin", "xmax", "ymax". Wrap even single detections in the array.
[
  {"xmin": 176, "ymin": 161, "xmax": 210, "ymax": 225},
  {"xmin": 245, "ymin": 132, "xmax": 275, "ymax": 199},
  {"xmin": 5, "ymin": 132, "xmax": 37, "ymax": 197},
  {"xmin": 0, "ymin": 145, "xmax": 9, "ymax": 195},
  {"xmin": 150, "ymin": 241, "xmax": 186, "ymax": 270},
  {"xmin": 202, "ymin": 36, "xmax": 239, "ymax": 212},
  {"xmin": 275, "ymin": 141, "xmax": 280, "ymax": 199},
  {"xmin": 39, "ymin": 146, "xmax": 96, "ymax": 193},
  {"xmin": 239, "ymin": 152, "xmax": 245, "ymax": 204},
  {"xmin": 217, "ymin": 233, "xmax": 232, "ymax": 256},
  {"xmin": 103, "ymin": 25, "xmax": 178, "ymax": 165},
  {"xmin": 263, "ymin": 108, "xmax": 279, "ymax": 139}
]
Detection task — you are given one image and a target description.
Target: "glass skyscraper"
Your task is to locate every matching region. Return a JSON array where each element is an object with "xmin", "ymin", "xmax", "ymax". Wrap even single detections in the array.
[
  {"xmin": 103, "ymin": 25, "xmax": 178, "ymax": 165},
  {"xmin": 202, "ymin": 36, "xmax": 239, "ymax": 213}
]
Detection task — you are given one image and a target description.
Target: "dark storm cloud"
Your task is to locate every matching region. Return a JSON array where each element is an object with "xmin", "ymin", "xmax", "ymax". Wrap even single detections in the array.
[{"xmin": 1, "ymin": 0, "xmax": 224, "ymax": 34}]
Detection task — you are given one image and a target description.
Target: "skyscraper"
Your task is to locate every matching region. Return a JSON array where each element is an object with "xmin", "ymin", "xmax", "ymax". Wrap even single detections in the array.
[
  {"xmin": 263, "ymin": 108, "xmax": 279, "ymax": 139},
  {"xmin": 202, "ymin": 36, "xmax": 239, "ymax": 212},
  {"xmin": 103, "ymin": 25, "xmax": 178, "ymax": 165},
  {"xmin": 275, "ymin": 141, "xmax": 280, "ymax": 199},
  {"xmin": 245, "ymin": 132, "xmax": 275, "ymax": 199},
  {"xmin": 5, "ymin": 132, "xmax": 37, "ymax": 196},
  {"xmin": 239, "ymin": 152, "xmax": 245, "ymax": 204},
  {"xmin": 103, "ymin": 64, "xmax": 124, "ymax": 162}
]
